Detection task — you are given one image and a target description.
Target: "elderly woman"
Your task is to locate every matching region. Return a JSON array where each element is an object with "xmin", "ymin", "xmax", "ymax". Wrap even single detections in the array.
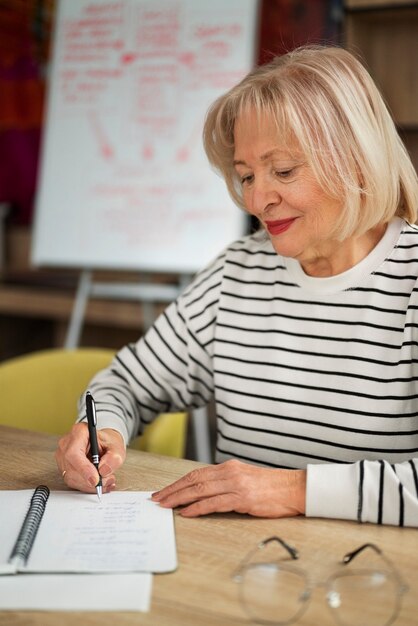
[{"xmin": 56, "ymin": 46, "xmax": 418, "ymax": 527}]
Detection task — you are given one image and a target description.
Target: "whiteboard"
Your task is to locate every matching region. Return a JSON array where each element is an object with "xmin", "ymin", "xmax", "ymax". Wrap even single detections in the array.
[{"xmin": 32, "ymin": 0, "xmax": 259, "ymax": 273}]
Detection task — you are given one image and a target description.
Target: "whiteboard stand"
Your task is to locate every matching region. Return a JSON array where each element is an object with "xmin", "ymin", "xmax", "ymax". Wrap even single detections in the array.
[
  {"xmin": 64, "ymin": 269, "xmax": 183, "ymax": 348},
  {"xmin": 64, "ymin": 269, "xmax": 213, "ymax": 464}
]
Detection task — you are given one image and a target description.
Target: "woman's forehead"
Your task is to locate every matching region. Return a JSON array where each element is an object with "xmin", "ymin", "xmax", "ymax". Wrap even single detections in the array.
[{"xmin": 233, "ymin": 111, "xmax": 302, "ymax": 160}]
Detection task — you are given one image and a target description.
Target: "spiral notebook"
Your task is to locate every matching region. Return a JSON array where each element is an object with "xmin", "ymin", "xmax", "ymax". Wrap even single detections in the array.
[{"xmin": 0, "ymin": 486, "xmax": 177, "ymax": 575}]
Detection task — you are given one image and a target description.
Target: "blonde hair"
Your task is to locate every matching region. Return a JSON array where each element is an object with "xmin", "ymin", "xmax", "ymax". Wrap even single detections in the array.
[{"xmin": 203, "ymin": 46, "xmax": 418, "ymax": 240}]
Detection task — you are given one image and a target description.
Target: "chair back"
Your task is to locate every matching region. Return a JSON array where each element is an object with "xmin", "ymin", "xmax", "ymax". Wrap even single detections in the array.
[{"xmin": 0, "ymin": 348, "xmax": 187, "ymax": 457}]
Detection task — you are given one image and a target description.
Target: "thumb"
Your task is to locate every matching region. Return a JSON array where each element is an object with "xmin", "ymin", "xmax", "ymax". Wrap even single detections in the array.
[{"xmin": 97, "ymin": 428, "xmax": 126, "ymax": 477}]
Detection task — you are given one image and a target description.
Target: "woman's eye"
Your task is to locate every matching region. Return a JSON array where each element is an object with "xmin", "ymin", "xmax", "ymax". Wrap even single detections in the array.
[
  {"xmin": 240, "ymin": 174, "xmax": 254, "ymax": 185},
  {"xmin": 275, "ymin": 169, "xmax": 293, "ymax": 179}
]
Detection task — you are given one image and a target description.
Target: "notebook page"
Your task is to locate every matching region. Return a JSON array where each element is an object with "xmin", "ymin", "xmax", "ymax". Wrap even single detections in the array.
[
  {"xmin": 26, "ymin": 490, "xmax": 177, "ymax": 573},
  {"xmin": 0, "ymin": 490, "xmax": 33, "ymax": 574}
]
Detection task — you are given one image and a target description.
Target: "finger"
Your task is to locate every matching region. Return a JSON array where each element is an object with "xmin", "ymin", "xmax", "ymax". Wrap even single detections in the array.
[
  {"xmin": 98, "ymin": 448, "xmax": 125, "ymax": 477},
  {"xmin": 63, "ymin": 459, "xmax": 117, "ymax": 494},
  {"xmin": 179, "ymin": 494, "xmax": 238, "ymax": 517},
  {"xmin": 58, "ymin": 425, "xmax": 125, "ymax": 491},
  {"xmin": 157, "ymin": 478, "xmax": 231, "ymax": 509},
  {"xmin": 97, "ymin": 429, "xmax": 126, "ymax": 476},
  {"xmin": 152, "ymin": 466, "xmax": 222, "ymax": 501},
  {"xmin": 55, "ymin": 425, "xmax": 92, "ymax": 481},
  {"xmin": 64, "ymin": 477, "xmax": 117, "ymax": 495},
  {"xmin": 65, "ymin": 444, "xmax": 101, "ymax": 490},
  {"xmin": 56, "ymin": 423, "xmax": 103, "ymax": 491}
]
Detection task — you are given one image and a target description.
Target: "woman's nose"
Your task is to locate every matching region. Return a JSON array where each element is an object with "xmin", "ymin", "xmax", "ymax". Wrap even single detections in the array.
[{"xmin": 251, "ymin": 177, "xmax": 282, "ymax": 215}]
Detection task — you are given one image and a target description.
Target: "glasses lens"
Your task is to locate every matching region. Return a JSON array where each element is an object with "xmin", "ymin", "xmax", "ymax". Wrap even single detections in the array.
[
  {"xmin": 239, "ymin": 563, "xmax": 308, "ymax": 625},
  {"xmin": 328, "ymin": 570, "xmax": 401, "ymax": 626}
]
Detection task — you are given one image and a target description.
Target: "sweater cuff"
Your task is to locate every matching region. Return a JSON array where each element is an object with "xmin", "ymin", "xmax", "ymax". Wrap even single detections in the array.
[{"xmin": 305, "ymin": 463, "xmax": 358, "ymax": 521}]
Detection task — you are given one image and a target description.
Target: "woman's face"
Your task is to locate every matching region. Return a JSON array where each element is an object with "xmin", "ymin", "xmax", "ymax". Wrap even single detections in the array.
[{"xmin": 233, "ymin": 112, "xmax": 358, "ymax": 276}]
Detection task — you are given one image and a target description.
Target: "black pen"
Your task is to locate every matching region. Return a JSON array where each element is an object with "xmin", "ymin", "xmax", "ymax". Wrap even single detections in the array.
[{"xmin": 85, "ymin": 391, "xmax": 102, "ymax": 501}]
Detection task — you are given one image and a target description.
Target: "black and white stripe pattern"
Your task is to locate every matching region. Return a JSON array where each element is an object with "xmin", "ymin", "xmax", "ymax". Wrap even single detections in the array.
[{"xmin": 86, "ymin": 217, "xmax": 418, "ymax": 526}]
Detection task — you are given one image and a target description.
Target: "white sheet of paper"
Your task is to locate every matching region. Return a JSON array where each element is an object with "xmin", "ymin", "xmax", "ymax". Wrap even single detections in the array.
[
  {"xmin": 0, "ymin": 490, "xmax": 177, "ymax": 574},
  {"xmin": 0, "ymin": 490, "xmax": 31, "ymax": 573},
  {"xmin": 0, "ymin": 572, "xmax": 152, "ymax": 611}
]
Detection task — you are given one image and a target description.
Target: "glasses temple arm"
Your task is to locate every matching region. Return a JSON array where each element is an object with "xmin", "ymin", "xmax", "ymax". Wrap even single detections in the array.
[
  {"xmin": 342, "ymin": 543, "xmax": 382, "ymax": 564},
  {"xmin": 342, "ymin": 543, "xmax": 408, "ymax": 591},
  {"xmin": 232, "ymin": 536, "xmax": 299, "ymax": 581}
]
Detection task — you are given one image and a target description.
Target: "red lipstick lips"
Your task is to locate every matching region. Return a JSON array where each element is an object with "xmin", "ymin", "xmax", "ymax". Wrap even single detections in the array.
[{"xmin": 265, "ymin": 218, "xmax": 296, "ymax": 235}]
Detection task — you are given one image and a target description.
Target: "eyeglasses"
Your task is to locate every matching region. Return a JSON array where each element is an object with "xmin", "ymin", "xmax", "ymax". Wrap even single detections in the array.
[{"xmin": 232, "ymin": 536, "xmax": 408, "ymax": 626}]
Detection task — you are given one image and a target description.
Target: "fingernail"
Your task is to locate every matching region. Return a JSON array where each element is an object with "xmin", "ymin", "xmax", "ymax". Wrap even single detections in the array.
[
  {"xmin": 84, "ymin": 474, "xmax": 98, "ymax": 487},
  {"xmin": 100, "ymin": 463, "xmax": 112, "ymax": 477},
  {"xmin": 151, "ymin": 491, "xmax": 160, "ymax": 500}
]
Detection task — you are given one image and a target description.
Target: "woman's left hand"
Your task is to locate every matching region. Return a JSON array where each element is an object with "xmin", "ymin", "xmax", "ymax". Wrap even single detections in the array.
[{"xmin": 151, "ymin": 459, "xmax": 306, "ymax": 518}]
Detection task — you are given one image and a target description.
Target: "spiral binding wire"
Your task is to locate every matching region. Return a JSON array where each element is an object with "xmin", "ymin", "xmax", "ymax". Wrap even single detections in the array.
[{"xmin": 8, "ymin": 485, "xmax": 50, "ymax": 564}]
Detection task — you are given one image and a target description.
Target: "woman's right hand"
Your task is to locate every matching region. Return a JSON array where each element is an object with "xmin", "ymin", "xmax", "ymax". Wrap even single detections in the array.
[{"xmin": 55, "ymin": 423, "xmax": 126, "ymax": 493}]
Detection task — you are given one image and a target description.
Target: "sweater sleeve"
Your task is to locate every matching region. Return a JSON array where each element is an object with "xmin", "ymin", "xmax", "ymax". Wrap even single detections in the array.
[
  {"xmin": 76, "ymin": 253, "xmax": 225, "ymax": 445},
  {"xmin": 306, "ymin": 458, "xmax": 418, "ymax": 527}
]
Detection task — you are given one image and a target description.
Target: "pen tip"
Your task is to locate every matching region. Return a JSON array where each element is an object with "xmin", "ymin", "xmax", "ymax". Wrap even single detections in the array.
[{"xmin": 97, "ymin": 485, "xmax": 102, "ymax": 501}]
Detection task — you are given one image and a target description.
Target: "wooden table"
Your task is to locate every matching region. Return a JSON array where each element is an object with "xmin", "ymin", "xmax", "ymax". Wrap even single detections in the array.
[{"xmin": 0, "ymin": 426, "xmax": 417, "ymax": 626}]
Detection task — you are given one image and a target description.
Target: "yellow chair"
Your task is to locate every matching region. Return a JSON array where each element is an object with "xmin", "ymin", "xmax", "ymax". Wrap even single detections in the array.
[{"xmin": 0, "ymin": 348, "xmax": 187, "ymax": 458}]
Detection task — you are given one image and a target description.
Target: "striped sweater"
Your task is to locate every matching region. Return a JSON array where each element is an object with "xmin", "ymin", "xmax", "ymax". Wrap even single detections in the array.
[{"xmin": 86, "ymin": 217, "xmax": 418, "ymax": 526}]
